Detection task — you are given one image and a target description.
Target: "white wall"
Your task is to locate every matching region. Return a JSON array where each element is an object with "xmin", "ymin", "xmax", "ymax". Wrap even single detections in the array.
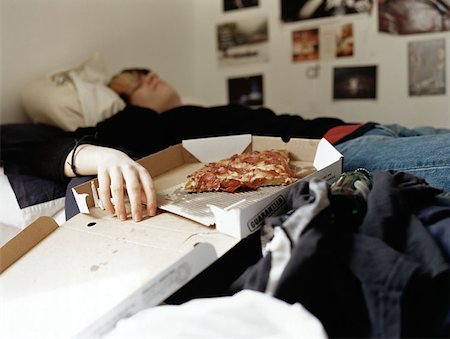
[
  {"xmin": 0, "ymin": 0, "xmax": 195, "ymax": 124},
  {"xmin": 1, "ymin": 0, "xmax": 449, "ymax": 128},
  {"xmin": 192, "ymin": 0, "xmax": 450, "ymax": 128}
]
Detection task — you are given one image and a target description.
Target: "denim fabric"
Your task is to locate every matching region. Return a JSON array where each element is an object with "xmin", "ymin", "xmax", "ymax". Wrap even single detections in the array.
[
  {"xmin": 336, "ymin": 124, "xmax": 450, "ymax": 192},
  {"xmin": 364, "ymin": 124, "xmax": 450, "ymax": 137}
]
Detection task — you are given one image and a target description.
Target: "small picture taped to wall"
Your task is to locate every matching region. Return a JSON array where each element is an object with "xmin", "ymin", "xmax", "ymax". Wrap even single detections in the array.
[
  {"xmin": 333, "ymin": 66, "xmax": 377, "ymax": 100},
  {"xmin": 217, "ymin": 17, "xmax": 269, "ymax": 67},
  {"xmin": 281, "ymin": 0, "xmax": 373, "ymax": 22},
  {"xmin": 228, "ymin": 75, "xmax": 264, "ymax": 106},
  {"xmin": 378, "ymin": 0, "xmax": 450, "ymax": 35},
  {"xmin": 224, "ymin": 0, "xmax": 259, "ymax": 12},
  {"xmin": 292, "ymin": 28, "xmax": 320, "ymax": 62},
  {"xmin": 409, "ymin": 39, "xmax": 446, "ymax": 96},
  {"xmin": 336, "ymin": 22, "xmax": 354, "ymax": 58}
]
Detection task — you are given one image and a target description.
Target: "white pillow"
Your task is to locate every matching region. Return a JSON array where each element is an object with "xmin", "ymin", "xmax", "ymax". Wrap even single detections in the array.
[{"xmin": 21, "ymin": 53, "xmax": 125, "ymax": 131}]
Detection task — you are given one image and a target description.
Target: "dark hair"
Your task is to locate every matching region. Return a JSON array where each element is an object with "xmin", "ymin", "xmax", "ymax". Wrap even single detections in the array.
[{"xmin": 121, "ymin": 68, "xmax": 150, "ymax": 75}]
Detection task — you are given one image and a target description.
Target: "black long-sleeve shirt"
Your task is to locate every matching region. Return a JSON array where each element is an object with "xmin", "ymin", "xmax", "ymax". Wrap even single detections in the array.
[{"xmin": 27, "ymin": 104, "xmax": 351, "ymax": 182}]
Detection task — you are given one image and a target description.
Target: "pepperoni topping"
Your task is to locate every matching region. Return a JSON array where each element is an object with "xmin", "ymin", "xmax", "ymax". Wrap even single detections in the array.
[
  {"xmin": 198, "ymin": 172, "xmax": 220, "ymax": 191},
  {"xmin": 220, "ymin": 179, "xmax": 242, "ymax": 192},
  {"xmin": 184, "ymin": 149, "xmax": 304, "ymax": 193}
]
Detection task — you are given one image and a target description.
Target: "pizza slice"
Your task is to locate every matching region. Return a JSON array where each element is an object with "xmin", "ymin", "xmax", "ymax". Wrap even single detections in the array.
[{"xmin": 184, "ymin": 149, "xmax": 313, "ymax": 193}]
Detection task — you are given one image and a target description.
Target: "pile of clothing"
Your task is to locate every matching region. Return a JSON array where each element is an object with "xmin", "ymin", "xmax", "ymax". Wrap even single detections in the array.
[{"xmin": 232, "ymin": 170, "xmax": 450, "ymax": 338}]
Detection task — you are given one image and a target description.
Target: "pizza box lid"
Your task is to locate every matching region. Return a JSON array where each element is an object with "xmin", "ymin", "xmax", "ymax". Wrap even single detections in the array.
[
  {"xmin": 0, "ymin": 210, "xmax": 239, "ymax": 338},
  {"xmin": 72, "ymin": 134, "xmax": 343, "ymax": 239}
]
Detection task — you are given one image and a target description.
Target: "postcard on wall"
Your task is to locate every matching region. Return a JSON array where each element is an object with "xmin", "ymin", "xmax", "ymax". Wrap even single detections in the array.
[
  {"xmin": 378, "ymin": 0, "xmax": 450, "ymax": 35},
  {"xmin": 292, "ymin": 28, "xmax": 320, "ymax": 62},
  {"xmin": 228, "ymin": 74, "xmax": 264, "ymax": 106},
  {"xmin": 336, "ymin": 22, "xmax": 354, "ymax": 58},
  {"xmin": 217, "ymin": 16, "xmax": 269, "ymax": 67},
  {"xmin": 408, "ymin": 39, "xmax": 446, "ymax": 96},
  {"xmin": 280, "ymin": 0, "xmax": 373, "ymax": 22},
  {"xmin": 333, "ymin": 65, "xmax": 377, "ymax": 100},
  {"xmin": 224, "ymin": 0, "xmax": 259, "ymax": 12}
]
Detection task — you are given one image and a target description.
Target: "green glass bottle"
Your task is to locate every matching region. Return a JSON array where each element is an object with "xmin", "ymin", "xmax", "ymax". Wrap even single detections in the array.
[{"xmin": 330, "ymin": 168, "xmax": 371, "ymax": 226}]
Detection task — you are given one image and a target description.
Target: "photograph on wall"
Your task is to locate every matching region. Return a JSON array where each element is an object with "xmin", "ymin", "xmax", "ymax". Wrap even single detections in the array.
[
  {"xmin": 217, "ymin": 16, "xmax": 269, "ymax": 67},
  {"xmin": 228, "ymin": 74, "xmax": 264, "ymax": 106},
  {"xmin": 333, "ymin": 65, "xmax": 377, "ymax": 99},
  {"xmin": 336, "ymin": 22, "xmax": 354, "ymax": 57},
  {"xmin": 292, "ymin": 28, "xmax": 320, "ymax": 62},
  {"xmin": 281, "ymin": 0, "xmax": 373, "ymax": 22},
  {"xmin": 224, "ymin": 0, "xmax": 259, "ymax": 12},
  {"xmin": 408, "ymin": 39, "xmax": 446, "ymax": 96},
  {"xmin": 378, "ymin": 0, "xmax": 450, "ymax": 35}
]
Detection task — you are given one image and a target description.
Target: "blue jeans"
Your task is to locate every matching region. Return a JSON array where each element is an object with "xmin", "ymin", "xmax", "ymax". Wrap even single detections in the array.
[{"xmin": 336, "ymin": 124, "xmax": 450, "ymax": 192}]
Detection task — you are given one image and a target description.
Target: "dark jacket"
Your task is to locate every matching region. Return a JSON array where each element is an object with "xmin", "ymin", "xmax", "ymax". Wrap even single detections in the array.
[{"xmin": 10, "ymin": 104, "xmax": 349, "ymax": 181}]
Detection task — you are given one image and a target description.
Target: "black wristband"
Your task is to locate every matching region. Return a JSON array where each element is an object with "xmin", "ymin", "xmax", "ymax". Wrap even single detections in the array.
[{"xmin": 67, "ymin": 134, "xmax": 99, "ymax": 177}]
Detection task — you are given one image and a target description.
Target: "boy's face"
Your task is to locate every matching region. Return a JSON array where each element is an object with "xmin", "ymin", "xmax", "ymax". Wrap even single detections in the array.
[
  {"xmin": 129, "ymin": 71, "xmax": 181, "ymax": 113},
  {"xmin": 110, "ymin": 70, "xmax": 181, "ymax": 113}
]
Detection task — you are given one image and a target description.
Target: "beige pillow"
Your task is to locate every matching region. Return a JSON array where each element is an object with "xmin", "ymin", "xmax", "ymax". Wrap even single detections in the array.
[
  {"xmin": 21, "ymin": 53, "xmax": 125, "ymax": 131},
  {"xmin": 21, "ymin": 76, "xmax": 83, "ymax": 131}
]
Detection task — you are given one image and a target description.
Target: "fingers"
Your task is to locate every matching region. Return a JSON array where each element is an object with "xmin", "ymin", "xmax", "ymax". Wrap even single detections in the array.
[
  {"xmin": 122, "ymin": 165, "xmax": 145, "ymax": 222},
  {"xmin": 126, "ymin": 166, "xmax": 157, "ymax": 220},
  {"xmin": 138, "ymin": 167, "xmax": 157, "ymax": 217},
  {"xmin": 98, "ymin": 163, "xmax": 157, "ymax": 222},
  {"xmin": 98, "ymin": 169, "xmax": 115, "ymax": 215},
  {"xmin": 110, "ymin": 167, "xmax": 127, "ymax": 221}
]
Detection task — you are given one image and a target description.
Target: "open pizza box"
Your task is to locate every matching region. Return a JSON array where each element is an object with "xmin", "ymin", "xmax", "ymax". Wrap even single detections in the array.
[
  {"xmin": 0, "ymin": 203, "xmax": 239, "ymax": 338},
  {"xmin": 0, "ymin": 134, "xmax": 342, "ymax": 338},
  {"xmin": 73, "ymin": 134, "xmax": 343, "ymax": 239}
]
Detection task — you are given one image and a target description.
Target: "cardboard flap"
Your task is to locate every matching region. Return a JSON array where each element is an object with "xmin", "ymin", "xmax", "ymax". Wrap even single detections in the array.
[
  {"xmin": 1, "ymin": 210, "xmax": 237, "ymax": 338},
  {"xmin": 0, "ymin": 216, "xmax": 58, "ymax": 274},
  {"xmin": 207, "ymin": 204, "xmax": 243, "ymax": 239},
  {"xmin": 182, "ymin": 134, "xmax": 252, "ymax": 163},
  {"xmin": 314, "ymin": 138, "xmax": 343, "ymax": 170},
  {"xmin": 72, "ymin": 189, "xmax": 90, "ymax": 213},
  {"xmin": 77, "ymin": 242, "xmax": 218, "ymax": 338},
  {"xmin": 72, "ymin": 179, "xmax": 100, "ymax": 213}
]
